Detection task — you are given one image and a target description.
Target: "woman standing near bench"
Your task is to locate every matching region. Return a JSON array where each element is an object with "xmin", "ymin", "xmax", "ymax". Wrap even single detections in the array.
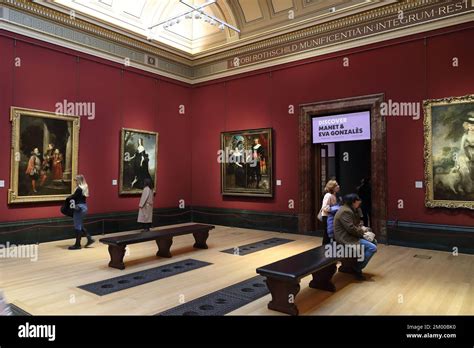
[
  {"xmin": 319, "ymin": 180, "xmax": 340, "ymax": 245},
  {"xmin": 138, "ymin": 178, "xmax": 154, "ymax": 232},
  {"xmin": 68, "ymin": 174, "xmax": 95, "ymax": 250}
]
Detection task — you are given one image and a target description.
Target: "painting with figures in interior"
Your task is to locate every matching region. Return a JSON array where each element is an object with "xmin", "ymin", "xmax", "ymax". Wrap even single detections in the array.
[
  {"xmin": 220, "ymin": 128, "xmax": 273, "ymax": 197},
  {"xmin": 8, "ymin": 107, "xmax": 80, "ymax": 204},
  {"xmin": 424, "ymin": 94, "xmax": 474, "ymax": 209},
  {"xmin": 119, "ymin": 128, "xmax": 158, "ymax": 195}
]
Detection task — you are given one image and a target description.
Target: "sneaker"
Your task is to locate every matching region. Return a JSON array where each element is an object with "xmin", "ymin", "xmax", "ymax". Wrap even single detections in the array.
[{"xmin": 68, "ymin": 245, "xmax": 81, "ymax": 250}]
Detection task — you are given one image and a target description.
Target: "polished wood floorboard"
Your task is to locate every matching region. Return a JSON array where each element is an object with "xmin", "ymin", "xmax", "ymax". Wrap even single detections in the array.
[{"xmin": 1, "ymin": 223, "xmax": 473, "ymax": 315}]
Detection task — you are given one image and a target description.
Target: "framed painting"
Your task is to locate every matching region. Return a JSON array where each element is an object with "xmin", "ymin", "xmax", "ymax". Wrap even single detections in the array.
[
  {"xmin": 220, "ymin": 128, "xmax": 273, "ymax": 197},
  {"xmin": 424, "ymin": 94, "xmax": 474, "ymax": 209},
  {"xmin": 8, "ymin": 107, "xmax": 80, "ymax": 204},
  {"xmin": 119, "ymin": 128, "xmax": 158, "ymax": 195}
]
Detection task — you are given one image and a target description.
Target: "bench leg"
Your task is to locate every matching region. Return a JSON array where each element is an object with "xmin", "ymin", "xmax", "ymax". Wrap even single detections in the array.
[
  {"xmin": 193, "ymin": 230, "xmax": 209, "ymax": 249},
  {"xmin": 265, "ymin": 277, "xmax": 300, "ymax": 316},
  {"xmin": 339, "ymin": 258, "xmax": 359, "ymax": 274},
  {"xmin": 108, "ymin": 245, "xmax": 126, "ymax": 270},
  {"xmin": 156, "ymin": 237, "xmax": 173, "ymax": 258},
  {"xmin": 309, "ymin": 263, "xmax": 337, "ymax": 292}
]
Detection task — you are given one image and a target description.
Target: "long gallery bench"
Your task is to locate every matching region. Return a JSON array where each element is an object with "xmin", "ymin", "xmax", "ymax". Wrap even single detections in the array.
[
  {"xmin": 257, "ymin": 245, "xmax": 357, "ymax": 315},
  {"xmin": 100, "ymin": 224, "xmax": 215, "ymax": 270}
]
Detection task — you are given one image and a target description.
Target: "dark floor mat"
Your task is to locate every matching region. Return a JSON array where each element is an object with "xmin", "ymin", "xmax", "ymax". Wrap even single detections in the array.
[
  {"xmin": 218, "ymin": 275, "xmax": 269, "ymax": 301},
  {"xmin": 220, "ymin": 237, "xmax": 294, "ymax": 256},
  {"xmin": 79, "ymin": 259, "xmax": 211, "ymax": 296},
  {"xmin": 157, "ymin": 275, "xmax": 269, "ymax": 316},
  {"xmin": 9, "ymin": 303, "xmax": 32, "ymax": 316}
]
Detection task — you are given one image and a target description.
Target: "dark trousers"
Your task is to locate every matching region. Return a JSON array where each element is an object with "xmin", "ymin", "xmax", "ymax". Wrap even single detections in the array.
[
  {"xmin": 321, "ymin": 216, "xmax": 331, "ymax": 245},
  {"xmin": 361, "ymin": 204, "xmax": 371, "ymax": 227}
]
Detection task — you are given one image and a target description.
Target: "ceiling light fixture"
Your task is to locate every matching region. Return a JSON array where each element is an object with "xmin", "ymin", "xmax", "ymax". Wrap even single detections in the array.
[{"xmin": 148, "ymin": 0, "xmax": 240, "ymax": 34}]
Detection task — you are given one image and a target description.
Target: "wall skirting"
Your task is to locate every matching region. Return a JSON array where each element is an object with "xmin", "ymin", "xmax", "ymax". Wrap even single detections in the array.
[
  {"xmin": 1, "ymin": 208, "xmax": 472, "ymax": 255},
  {"xmin": 0, "ymin": 206, "xmax": 298, "ymax": 245},
  {"xmin": 0, "ymin": 207, "xmax": 192, "ymax": 245},
  {"xmin": 191, "ymin": 206, "xmax": 298, "ymax": 234},
  {"xmin": 387, "ymin": 220, "xmax": 474, "ymax": 255}
]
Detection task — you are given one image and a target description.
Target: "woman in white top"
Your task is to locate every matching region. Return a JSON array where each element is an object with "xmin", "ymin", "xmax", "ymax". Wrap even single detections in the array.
[{"xmin": 320, "ymin": 180, "xmax": 340, "ymax": 245}]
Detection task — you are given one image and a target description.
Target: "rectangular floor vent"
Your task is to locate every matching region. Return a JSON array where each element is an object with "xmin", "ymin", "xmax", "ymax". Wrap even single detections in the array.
[{"xmin": 414, "ymin": 254, "xmax": 432, "ymax": 259}]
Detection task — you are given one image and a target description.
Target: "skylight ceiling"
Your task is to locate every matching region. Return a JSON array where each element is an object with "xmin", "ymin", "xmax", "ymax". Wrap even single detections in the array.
[{"xmin": 47, "ymin": 0, "xmax": 387, "ymax": 56}]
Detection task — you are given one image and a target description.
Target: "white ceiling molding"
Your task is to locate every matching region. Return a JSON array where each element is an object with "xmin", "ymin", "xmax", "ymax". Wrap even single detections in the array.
[{"xmin": 1, "ymin": 0, "xmax": 473, "ymax": 84}]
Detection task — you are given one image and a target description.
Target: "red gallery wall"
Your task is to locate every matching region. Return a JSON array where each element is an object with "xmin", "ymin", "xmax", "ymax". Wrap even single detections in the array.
[
  {"xmin": 0, "ymin": 23, "xmax": 473, "ymax": 228},
  {"xmin": 0, "ymin": 31, "xmax": 191, "ymax": 222},
  {"xmin": 190, "ymin": 23, "xmax": 474, "ymax": 226}
]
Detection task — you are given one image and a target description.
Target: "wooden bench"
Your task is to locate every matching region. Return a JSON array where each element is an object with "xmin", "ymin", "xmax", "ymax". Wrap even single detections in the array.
[
  {"xmin": 256, "ymin": 246, "xmax": 357, "ymax": 315},
  {"xmin": 99, "ymin": 224, "xmax": 215, "ymax": 270}
]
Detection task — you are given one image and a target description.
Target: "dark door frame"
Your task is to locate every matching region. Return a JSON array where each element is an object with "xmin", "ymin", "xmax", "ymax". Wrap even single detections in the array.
[
  {"xmin": 298, "ymin": 93, "xmax": 387, "ymax": 242},
  {"xmin": 315, "ymin": 144, "xmax": 329, "ymax": 232}
]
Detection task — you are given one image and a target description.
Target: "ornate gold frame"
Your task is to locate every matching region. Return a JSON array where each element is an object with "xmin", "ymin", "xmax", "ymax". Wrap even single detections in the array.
[
  {"xmin": 119, "ymin": 128, "xmax": 159, "ymax": 195},
  {"xmin": 8, "ymin": 107, "xmax": 80, "ymax": 204},
  {"xmin": 220, "ymin": 128, "xmax": 273, "ymax": 197},
  {"xmin": 423, "ymin": 94, "xmax": 474, "ymax": 210}
]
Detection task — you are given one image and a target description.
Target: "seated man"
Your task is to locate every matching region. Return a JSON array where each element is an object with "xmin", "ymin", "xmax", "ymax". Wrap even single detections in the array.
[{"xmin": 333, "ymin": 193, "xmax": 377, "ymax": 280}]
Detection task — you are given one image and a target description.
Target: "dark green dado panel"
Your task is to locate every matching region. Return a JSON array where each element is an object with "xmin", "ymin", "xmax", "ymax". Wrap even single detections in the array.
[
  {"xmin": 387, "ymin": 221, "xmax": 474, "ymax": 255},
  {"xmin": 0, "ymin": 207, "xmax": 192, "ymax": 245},
  {"xmin": 0, "ymin": 206, "xmax": 298, "ymax": 245}
]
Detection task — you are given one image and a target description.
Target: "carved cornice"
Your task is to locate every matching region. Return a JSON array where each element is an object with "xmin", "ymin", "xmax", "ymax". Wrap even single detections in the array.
[
  {"xmin": 195, "ymin": 0, "xmax": 427, "ymax": 64},
  {"xmin": 0, "ymin": 0, "xmax": 472, "ymax": 83},
  {"xmin": 2, "ymin": 0, "xmax": 194, "ymax": 64}
]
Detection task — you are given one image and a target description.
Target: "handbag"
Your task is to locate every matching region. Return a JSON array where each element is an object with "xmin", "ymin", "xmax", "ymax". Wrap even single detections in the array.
[
  {"xmin": 317, "ymin": 206, "xmax": 324, "ymax": 222},
  {"xmin": 60, "ymin": 197, "xmax": 74, "ymax": 217}
]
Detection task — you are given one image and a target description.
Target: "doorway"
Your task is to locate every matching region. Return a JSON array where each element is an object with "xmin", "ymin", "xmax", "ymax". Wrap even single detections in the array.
[
  {"xmin": 315, "ymin": 140, "xmax": 371, "ymax": 232},
  {"xmin": 299, "ymin": 94, "xmax": 387, "ymax": 241}
]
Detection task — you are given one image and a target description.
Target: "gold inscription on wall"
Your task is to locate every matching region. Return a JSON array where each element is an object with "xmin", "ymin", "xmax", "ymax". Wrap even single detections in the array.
[{"xmin": 228, "ymin": 0, "xmax": 471, "ymax": 69}]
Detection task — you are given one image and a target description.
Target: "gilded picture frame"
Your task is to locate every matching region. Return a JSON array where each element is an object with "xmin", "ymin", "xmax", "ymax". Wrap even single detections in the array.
[
  {"xmin": 220, "ymin": 128, "xmax": 273, "ymax": 197},
  {"xmin": 8, "ymin": 107, "xmax": 80, "ymax": 204},
  {"xmin": 119, "ymin": 128, "xmax": 159, "ymax": 195},
  {"xmin": 423, "ymin": 94, "xmax": 474, "ymax": 209}
]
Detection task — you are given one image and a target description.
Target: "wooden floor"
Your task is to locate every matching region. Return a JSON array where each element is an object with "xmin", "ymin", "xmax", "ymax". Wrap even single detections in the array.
[{"xmin": 1, "ymin": 223, "xmax": 473, "ymax": 315}]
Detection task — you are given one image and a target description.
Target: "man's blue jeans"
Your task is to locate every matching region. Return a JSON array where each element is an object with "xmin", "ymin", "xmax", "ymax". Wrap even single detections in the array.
[{"xmin": 357, "ymin": 238, "xmax": 377, "ymax": 271}]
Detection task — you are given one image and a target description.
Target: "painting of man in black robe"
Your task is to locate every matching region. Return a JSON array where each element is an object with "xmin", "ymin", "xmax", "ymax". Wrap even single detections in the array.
[
  {"xmin": 221, "ymin": 128, "xmax": 273, "ymax": 197},
  {"xmin": 120, "ymin": 128, "xmax": 158, "ymax": 194}
]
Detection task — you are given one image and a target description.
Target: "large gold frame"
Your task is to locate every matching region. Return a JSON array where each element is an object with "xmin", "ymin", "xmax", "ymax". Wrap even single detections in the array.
[
  {"xmin": 119, "ymin": 128, "xmax": 159, "ymax": 195},
  {"xmin": 423, "ymin": 94, "xmax": 474, "ymax": 210},
  {"xmin": 8, "ymin": 107, "xmax": 80, "ymax": 204}
]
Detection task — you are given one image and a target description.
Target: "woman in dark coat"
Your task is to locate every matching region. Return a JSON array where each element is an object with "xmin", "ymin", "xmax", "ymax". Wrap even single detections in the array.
[{"xmin": 68, "ymin": 174, "xmax": 94, "ymax": 250}]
